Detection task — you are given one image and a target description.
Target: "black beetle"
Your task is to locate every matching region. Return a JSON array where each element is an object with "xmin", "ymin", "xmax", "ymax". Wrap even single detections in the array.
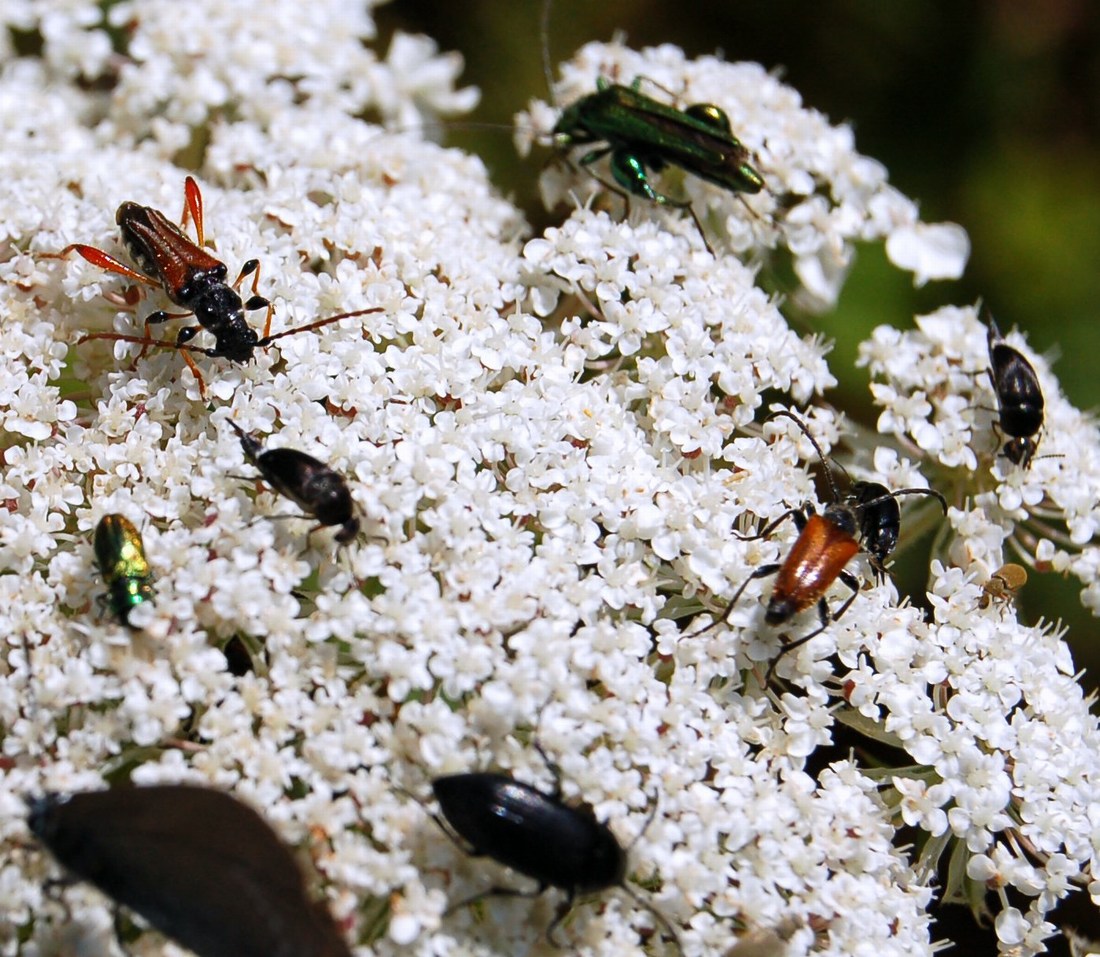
[
  {"xmin": 229, "ymin": 421, "xmax": 360, "ymax": 544},
  {"xmin": 26, "ymin": 784, "xmax": 351, "ymax": 957},
  {"xmin": 428, "ymin": 745, "xmax": 680, "ymax": 949},
  {"xmin": 850, "ymin": 481, "xmax": 899, "ymax": 582},
  {"xmin": 986, "ymin": 317, "xmax": 1044, "ymax": 468}
]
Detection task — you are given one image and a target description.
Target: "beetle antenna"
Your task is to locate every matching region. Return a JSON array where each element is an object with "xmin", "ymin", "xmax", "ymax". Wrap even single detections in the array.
[
  {"xmin": 766, "ymin": 410, "xmax": 849, "ymax": 503},
  {"xmin": 860, "ymin": 487, "xmax": 948, "ymax": 515},
  {"xmin": 529, "ymin": 693, "xmax": 566, "ymax": 797},
  {"xmin": 18, "ymin": 633, "xmax": 41, "ymax": 733},
  {"xmin": 540, "ymin": 0, "xmax": 556, "ymax": 103},
  {"xmin": 256, "ymin": 306, "xmax": 383, "ymax": 346},
  {"xmin": 618, "ymin": 883, "xmax": 684, "ymax": 957},
  {"xmin": 397, "ymin": 783, "xmax": 478, "ymax": 856},
  {"xmin": 624, "ymin": 789, "xmax": 660, "ymax": 854},
  {"xmin": 985, "ymin": 313, "xmax": 1002, "ymax": 340},
  {"xmin": 617, "ymin": 790, "xmax": 684, "ymax": 955}
]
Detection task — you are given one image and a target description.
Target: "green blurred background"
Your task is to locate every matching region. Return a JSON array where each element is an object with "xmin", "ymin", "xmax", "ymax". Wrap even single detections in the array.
[{"xmin": 378, "ymin": 0, "xmax": 1100, "ymax": 677}]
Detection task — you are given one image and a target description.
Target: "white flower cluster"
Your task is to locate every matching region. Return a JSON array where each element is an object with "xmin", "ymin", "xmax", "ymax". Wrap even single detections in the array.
[
  {"xmin": 0, "ymin": 4, "xmax": 1097, "ymax": 957},
  {"xmin": 0, "ymin": 0, "xmax": 477, "ymax": 149},
  {"xmin": 516, "ymin": 41, "xmax": 969, "ymax": 310},
  {"xmin": 860, "ymin": 307, "xmax": 1100, "ymax": 611}
]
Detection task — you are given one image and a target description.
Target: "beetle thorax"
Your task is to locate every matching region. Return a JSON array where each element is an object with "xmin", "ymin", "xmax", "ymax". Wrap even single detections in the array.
[{"xmin": 821, "ymin": 503, "xmax": 858, "ymax": 537}]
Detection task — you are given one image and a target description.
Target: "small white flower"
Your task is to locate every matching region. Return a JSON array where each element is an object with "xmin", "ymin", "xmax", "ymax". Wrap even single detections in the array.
[{"xmin": 885, "ymin": 221, "xmax": 970, "ymax": 286}]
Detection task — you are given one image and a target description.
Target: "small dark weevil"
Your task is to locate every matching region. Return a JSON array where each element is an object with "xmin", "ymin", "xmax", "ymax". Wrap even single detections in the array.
[{"xmin": 229, "ymin": 421, "xmax": 359, "ymax": 544}]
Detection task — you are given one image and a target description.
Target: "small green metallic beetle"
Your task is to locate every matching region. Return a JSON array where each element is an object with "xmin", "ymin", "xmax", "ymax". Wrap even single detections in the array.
[
  {"xmin": 94, "ymin": 514, "xmax": 155, "ymax": 627},
  {"xmin": 551, "ymin": 77, "xmax": 766, "ymax": 247}
]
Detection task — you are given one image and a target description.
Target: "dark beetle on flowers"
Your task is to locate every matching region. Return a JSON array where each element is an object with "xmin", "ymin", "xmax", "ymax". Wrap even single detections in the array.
[
  {"xmin": 229, "ymin": 421, "xmax": 360, "ymax": 544},
  {"xmin": 425, "ymin": 743, "xmax": 681, "ymax": 951}
]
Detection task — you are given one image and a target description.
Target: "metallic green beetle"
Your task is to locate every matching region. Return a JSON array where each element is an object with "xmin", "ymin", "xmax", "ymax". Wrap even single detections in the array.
[
  {"xmin": 551, "ymin": 77, "xmax": 765, "ymax": 243},
  {"xmin": 94, "ymin": 514, "xmax": 155, "ymax": 626}
]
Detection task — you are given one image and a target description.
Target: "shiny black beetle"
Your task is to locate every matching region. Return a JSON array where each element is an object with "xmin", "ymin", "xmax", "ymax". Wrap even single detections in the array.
[
  {"xmin": 228, "ymin": 421, "xmax": 359, "ymax": 544},
  {"xmin": 850, "ymin": 481, "xmax": 899, "ymax": 581},
  {"xmin": 429, "ymin": 745, "xmax": 679, "ymax": 949},
  {"xmin": 986, "ymin": 317, "xmax": 1044, "ymax": 467}
]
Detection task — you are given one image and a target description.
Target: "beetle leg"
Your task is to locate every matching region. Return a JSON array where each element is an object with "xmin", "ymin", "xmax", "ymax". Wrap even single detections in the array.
[
  {"xmin": 608, "ymin": 149, "xmax": 672, "ymax": 205},
  {"xmin": 240, "ymin": 513, "xmax": 312, "ymax": 534},
  {"xmin": 446, "ymin": 882, "xmax": 548, "ymax": 917},
  {"xmin": 146, "ymin": 309, "xmax": 194, "ymax": 327},
  {"xmin": 181, "ymin": 175, "xmax": 205, "ymax": 246},
  {"xmin": 76, "ymin": 331, "xmax": 209, "ymax": 397},
  {"xmin": 232, "ymin": 258, "xmax": 274, "ymax": 339},
  {"xmin": 765, "ymin": 571, "xmax": 860, "ymax": 682},
  {"xmin": 684, "ymin": 562, "xmax": 781, "ymax": 639},
  {"xmin": 607, "ymin": 150, "xmax": 718, "ymax": 256},
  {"xmin": 120, "ymin": 308, "xmax": 189, "ymax": 361},
  {"xmin": 685, "ymin": 204, "xmax": 714, "ymax": 256},
  {"xmin": 766, "ymin": 614, "xmax": 828, "ymax": 683},
  {"xmin": 46, "ymin": 244, "xmax": 161, "ymax": 288},
  {"xmin": 867, "ymin": 554, "xmax": 890, "ymax": 583},
  {"xmin": 177, "ymin": 350, "xmax": 207, "ymax": 398},
  {"xmin": 576, "ymin": 145, "xmax": 613, "ymax": 170},
  {"xmin": 630, "ymin": 74, "xmax": 682, "ymax": 101},
  {"xmin": 572, "ymin": 147, "xmax": 644, "ymax": 210},
  {"xmin": 733, "ymin": 506, "xmax": 805, "ymax": 542},
  {"xmin": 832, "ymin": 570, "xmax": 861, "ymax": 619},
  {"xmin": 544, "ymin": 889, "xmax": 576, "ymax": 947},
  {"xmin": 618, "ymin": 883, "xmax": 685, "ymax": 956},
  {"xmin": 110, "ymin": 903, "xmax": 129, "ymax": 955}
]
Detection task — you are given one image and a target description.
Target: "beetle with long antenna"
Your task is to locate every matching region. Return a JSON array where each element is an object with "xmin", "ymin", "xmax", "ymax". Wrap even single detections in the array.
[
  {"xmin": 48, "ymin": 177, "xmax": 382, "ymax": 396},
  {"xmin": 687, "ymin": 410, "xmax": 947, "ymax": 678},
  {"xmin": 537, "ymin": 0, "xmax": 765, "ymax": 254}
]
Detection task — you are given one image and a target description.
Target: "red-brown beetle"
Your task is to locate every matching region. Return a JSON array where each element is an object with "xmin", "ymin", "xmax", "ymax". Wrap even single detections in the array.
[
  {"xmin": 689, "ymin": 411, "xmax": 947, "ymax": 676},
  {"xmin": 50, "ymin": 177, "xmax": 381, "ymax": 395}
]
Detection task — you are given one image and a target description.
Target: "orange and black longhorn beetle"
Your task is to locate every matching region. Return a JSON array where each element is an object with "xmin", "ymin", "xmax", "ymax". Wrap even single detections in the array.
[
  {"xmin": 689, "ymin": 410, "xmax": 947, "ymax": 678},
  {"xmin": 50, "ymin": 177, "xmax": 381, "ymax": 395}
]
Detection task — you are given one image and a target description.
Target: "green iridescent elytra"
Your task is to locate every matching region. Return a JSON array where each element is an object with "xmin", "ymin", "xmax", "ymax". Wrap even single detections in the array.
[
  {"xmin": 94, "ymin": 514, "xmax": 154, "ymax": 626},
  {"xmin": 551, "ymin": 77, "xmax": 766, "ymax": 209}
]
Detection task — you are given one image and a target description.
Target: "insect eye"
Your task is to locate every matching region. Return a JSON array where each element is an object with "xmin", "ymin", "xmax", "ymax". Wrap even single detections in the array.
[{"xmin": 684, "ymin": 103, "xmax": 731, "ymax": 132}]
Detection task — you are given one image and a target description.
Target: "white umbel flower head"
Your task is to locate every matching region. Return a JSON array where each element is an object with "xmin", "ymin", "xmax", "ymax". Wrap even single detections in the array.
[{"xmin": 0, "ymin": 5, "xmax": 1097, "ymax": 957}]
